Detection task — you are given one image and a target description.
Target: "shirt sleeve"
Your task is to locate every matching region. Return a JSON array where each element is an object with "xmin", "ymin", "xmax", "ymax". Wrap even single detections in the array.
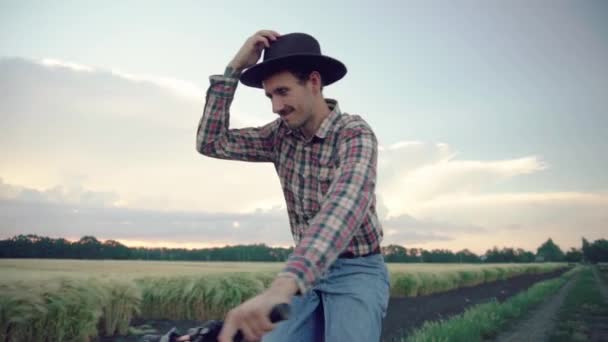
[
  {"xmin": 196, "ymin": 70, "xmax": 279, "ymax": 163},
  {"xmin": 277, "ymin": 122, "xmax": 378, "ymax": 294}
]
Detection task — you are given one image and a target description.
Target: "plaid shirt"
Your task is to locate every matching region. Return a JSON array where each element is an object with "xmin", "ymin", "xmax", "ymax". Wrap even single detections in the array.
[{"xmin": 196, "ymin": 71, "xmax": 383, "ymax": 294}]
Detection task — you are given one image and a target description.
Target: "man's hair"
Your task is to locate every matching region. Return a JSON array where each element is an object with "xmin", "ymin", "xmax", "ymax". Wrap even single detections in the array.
[{"xmin": 267, "ymin": 65, "xmax": 325, "ymax": 92}]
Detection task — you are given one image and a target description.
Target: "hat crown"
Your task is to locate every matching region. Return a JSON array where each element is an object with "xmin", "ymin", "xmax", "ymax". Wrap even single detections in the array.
[{"xmin": 263, "ymin": 33, "xmax": 322, "ymax": 61}]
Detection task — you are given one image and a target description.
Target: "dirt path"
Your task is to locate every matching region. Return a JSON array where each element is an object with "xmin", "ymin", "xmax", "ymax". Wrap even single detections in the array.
[
  {"xmin": 590, "ymin": 266, "xmax": 608, "ymax": 342},
  {"xmin": 381, "ymin": 269, "xmax": 567, "ymax": 341},
  {"xmin": 493, "ymin": 273, "xmax": 576, "ymax": 342}
]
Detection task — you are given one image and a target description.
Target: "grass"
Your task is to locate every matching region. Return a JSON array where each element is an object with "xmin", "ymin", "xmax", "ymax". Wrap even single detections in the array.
[
  {"xmin": 549, "ymin": 266, "xmax": 608, "ymax": 341},
  {"xmin": 401, "ymin": 265, "xmax": 580, "ymax": 342},
  {"xmin": 0, "ymin": 277, "xmax": 140, "ymax": 341},
  {"xmin": 0, "ymin": 259, "xmax": 569, "ymax": 340},
  {"xmin": 0, "ymin": 259, "xmax": 283, "ymax": 283},
  {"xmin": 136, "ymin": 272, "xmax": 272, "ymax": 321}
]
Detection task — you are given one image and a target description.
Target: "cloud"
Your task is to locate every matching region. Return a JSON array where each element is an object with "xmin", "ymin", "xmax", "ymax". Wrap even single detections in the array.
[
  {"xmin": 40, "ymin": 58, "xmax": 202, "ymax": 100},
  {"xmin": 1, "ymin": 177, "xmax": 605, "ymax": 254},
  {"xmin": 0, "ymin": 178, "xmax": 293, "ymax": 247},
  {"xmin": 41, "ymin": 59, "xmax": 95, "ymax": 73},
  {"xmin": 415, "ymin": 191, "xmax": 608, "ymax": 231},
  {"xmin": 0, "ymin": 197, "xmax": 293, "ymax": 247},
  {"xmin": 0, "ymin": 57, "xmax": 285, "ymax": 213},
  {"xmin": 1, "ymin": 57, "xmax": 605, "ymax": 253},
  {"xmin": 377, "ymin": 141, "xmax": 548, "ymax": 217},
  {"xmin": 373, "ymin": 141, "xmax": 607, "ymax": 251},
  {"xmin": 0, "ymin": 178, "xmax": 119, "ymax": 207},
  {"xmin": 381, "ymin": 213, "xmax": 483, "ymax": 244}
]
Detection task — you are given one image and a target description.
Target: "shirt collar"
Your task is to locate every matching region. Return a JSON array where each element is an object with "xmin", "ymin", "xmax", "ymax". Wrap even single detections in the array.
[{"xmin": 315, "ymin": 99, "xmax": 341, "ymax": 139}]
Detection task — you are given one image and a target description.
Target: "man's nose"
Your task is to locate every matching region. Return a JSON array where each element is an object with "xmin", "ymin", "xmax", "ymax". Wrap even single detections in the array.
[{"xmin": 272, "ymin": 99, "xmax": 285, "ymax": 115}]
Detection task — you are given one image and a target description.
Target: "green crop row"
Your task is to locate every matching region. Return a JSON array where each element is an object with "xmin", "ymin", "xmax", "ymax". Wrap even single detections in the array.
[
  {"xmin": 402, "ymin": 266, "xmax": 580, "ymax": 341},
  {"xmin": 389, "ymin": 263, "xmax": 564, "ymax": 297}
]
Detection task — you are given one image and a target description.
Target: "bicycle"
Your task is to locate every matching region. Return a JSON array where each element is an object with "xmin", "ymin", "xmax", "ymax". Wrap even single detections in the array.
[{"xmin": 141, "ymin": 303, "xmax": 290, "ymax": 342}]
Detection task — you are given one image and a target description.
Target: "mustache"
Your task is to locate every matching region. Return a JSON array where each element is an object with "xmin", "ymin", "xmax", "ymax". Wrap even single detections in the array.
[{"xmin": 278, "ymin": 107, "xmax": 294, "ymax": 116}]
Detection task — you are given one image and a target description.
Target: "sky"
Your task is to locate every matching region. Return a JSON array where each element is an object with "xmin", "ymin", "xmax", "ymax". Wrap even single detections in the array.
[{"xmin": 1, "ymin": 0, "xmax": 607, "ymax": 254}]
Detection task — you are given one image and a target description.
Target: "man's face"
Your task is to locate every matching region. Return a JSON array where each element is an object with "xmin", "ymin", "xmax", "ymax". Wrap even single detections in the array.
[{"xmin": 263, "ymin": 71, "xmax": 314, "ymax": 130}]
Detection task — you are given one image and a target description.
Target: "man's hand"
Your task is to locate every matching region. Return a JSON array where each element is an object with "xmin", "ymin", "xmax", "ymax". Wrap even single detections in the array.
[
  {"xmin": 228, "ymin": 30, "xmax": 281, "ymax": 73},
  {"xmin": 218, "ymin": 277, "xmax": 297, "ymax": 342}
]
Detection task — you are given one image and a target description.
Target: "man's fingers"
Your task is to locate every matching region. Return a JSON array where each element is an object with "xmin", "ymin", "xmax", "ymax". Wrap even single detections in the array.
[
  {"xmin": 240, "ymin": 323, "xmax": 260, "ymax": 342},
  {"xmin": 257, "ymin": 317, "xmax": 275, "ymax": 332},
  {"xmin": 250, "ymin": 318, "xmax": 272, "ymax": 339},
  {"xmin": 262, "ymin": 31, "xmax": 280, "ymax": 41},
  {"xmin": 252, "ymin": 36, "xmax": 271, "ymax": 49},
  {"xmin": 248, "ymin": 30, "xmax": 280, "ymax": 52},
  {"xmin": 218, "ymin": 315, "xmax": 237, "ymax": 342},
  {"xmin": 255, "ymin": 31, "xmax": 280, "ymax": 47},
  {"xmin": 256, "ymin": 29, "xmax": 280, "ymax": 40},
  {"xmin": 219, "ymin": 313, "xmax": 268, "ymax": 342}
]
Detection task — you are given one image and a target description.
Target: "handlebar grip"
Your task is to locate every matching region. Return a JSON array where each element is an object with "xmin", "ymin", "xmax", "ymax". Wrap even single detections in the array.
[
  {"xmin": 233, "ymin": 303, "xmax": 290, "ymax": 341},
  {"xmin": 269, "ymin": 303, "xmax": 290, "ymax": 323}
]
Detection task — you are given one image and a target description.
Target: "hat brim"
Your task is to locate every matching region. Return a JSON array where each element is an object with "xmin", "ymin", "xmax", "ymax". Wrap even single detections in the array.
[{"xmin": 239, "ymin": 54, "xmax": 347, "ymax": 89}]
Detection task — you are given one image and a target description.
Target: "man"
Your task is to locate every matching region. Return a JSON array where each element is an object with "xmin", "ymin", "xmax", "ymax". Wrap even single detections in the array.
[{"xmin": 197, "ymin": 30, "xmax": 389, "ymax": 342}]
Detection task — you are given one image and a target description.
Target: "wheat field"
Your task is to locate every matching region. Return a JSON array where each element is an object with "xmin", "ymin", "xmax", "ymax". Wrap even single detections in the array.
[{"xmin": 0, "ymin": 259, "xmax": 566, "ymax": 341}]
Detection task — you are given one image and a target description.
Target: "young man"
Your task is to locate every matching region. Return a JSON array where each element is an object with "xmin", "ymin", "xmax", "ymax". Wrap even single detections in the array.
[{"xmin": 197, "ymin": 30, "xmax": 389, "ymax": 342}]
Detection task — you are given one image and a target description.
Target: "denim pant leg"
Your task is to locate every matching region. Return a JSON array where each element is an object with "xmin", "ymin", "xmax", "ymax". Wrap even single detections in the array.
[
  {"xmin": 318, "ymin": 254, "xmax": 390, "ymax": 342},
  {"xmin": 262, "ymin": 287, "xmax": 324, "ymax": 342}
]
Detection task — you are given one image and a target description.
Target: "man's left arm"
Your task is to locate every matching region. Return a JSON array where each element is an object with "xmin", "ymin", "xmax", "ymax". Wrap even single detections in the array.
[{"xmin": 279, "ymin": 122, "xmax": 378, "ymax": 294}]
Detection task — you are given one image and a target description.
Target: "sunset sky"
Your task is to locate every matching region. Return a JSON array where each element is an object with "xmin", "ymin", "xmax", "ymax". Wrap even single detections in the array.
[{"xmin": 1, "ymin": 0, "xmax": 607, "ymax": 254}]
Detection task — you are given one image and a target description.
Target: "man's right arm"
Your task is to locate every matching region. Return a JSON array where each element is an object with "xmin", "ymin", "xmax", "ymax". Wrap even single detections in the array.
[
  {"xmin": 195, "ymin": 67, "xmax": 279, "ymax": 162},
  {"xmin": 196, "ymin": 30, "xmax": 281, "ymax": 163}
]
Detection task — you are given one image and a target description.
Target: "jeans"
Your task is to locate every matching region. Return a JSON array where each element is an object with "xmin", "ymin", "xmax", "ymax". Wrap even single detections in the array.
[{"xmin": 262, "ymin": 253, "xmax": 390, "ymax": 342}]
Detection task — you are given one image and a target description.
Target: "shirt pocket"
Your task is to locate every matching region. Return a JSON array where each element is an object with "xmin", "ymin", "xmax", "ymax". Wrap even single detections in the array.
[{"xmin": 317, "ymin": 160, "xmax": 336, "ymax": 204}]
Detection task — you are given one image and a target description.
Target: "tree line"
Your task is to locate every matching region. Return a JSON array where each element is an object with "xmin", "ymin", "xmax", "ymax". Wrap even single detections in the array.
[
  {"xmin": 0, "ymin": 234, "xmax": 607, "ymax": 263},
  {"xmin": 0, "ymin": 235, "xmax": 293, "ymax": 261}
]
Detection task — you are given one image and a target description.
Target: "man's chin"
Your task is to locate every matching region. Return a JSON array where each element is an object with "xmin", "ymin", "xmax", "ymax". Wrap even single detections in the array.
[{"xmin": 283, "ymin": 119, "xmax": 299, "ymax": 129}]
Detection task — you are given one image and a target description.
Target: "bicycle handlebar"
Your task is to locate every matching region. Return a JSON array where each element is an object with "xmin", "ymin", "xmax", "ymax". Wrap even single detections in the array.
[{"xmin": 142, "ymin": 303, "xmax": 291, "ymax": 342}]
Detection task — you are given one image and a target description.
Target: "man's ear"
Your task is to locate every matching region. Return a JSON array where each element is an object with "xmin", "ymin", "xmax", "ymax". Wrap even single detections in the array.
[{"xmin": 309, "ymin": 71, "xmax": 323, "ymax": 93}]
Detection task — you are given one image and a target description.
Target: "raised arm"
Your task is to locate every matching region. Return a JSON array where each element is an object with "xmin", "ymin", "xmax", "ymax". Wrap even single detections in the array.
[{"xmin": 196, "ymin": 30, "xmax": 282, "ymax": 162}]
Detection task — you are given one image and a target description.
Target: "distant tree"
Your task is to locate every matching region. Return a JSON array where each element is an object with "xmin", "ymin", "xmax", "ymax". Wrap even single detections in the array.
[
  {"xmin": 564, "ymin": 248, "xmax": 582, "ymax": 263},
  {"xmin": 421, "ymin": 249, "xmax": 456, "ymax": 263},
  {"xmin": 102, "ymin": 239, "xmax": 131, "ymax": 259},
  {"xmin": 382, "ymin": 244, "xmax": 408, "ymax": 262},
  {"xmin": 483, "ymin": 246, "xmax": 534, "ymax": 263},
  {"xmin": 593, "ymin": 239, "xmax": 608, "ymax": 263},
  {"xmin": 484, "ymin": 247, "xmax": 503, "ymax": 262},
  {"xmin": 501, "ymin": 247, "xmax": 516, "ymax": 262},
  {"xmin": 456, "ymin": 249, "xmax": 481, "ymax": 263},
  {"xmin": 75, "ymin": 236, "xmax": 103, "ymax": 259},
  {"xmin": 582, "ymin": 237, "xmax": 592, "ymax": 263},
  {"xmin": 53, "ymin": 238, "xmax": 73, "ymax": 258},
  {"xmin": 582, "ymin": 238, "xmax": 608, "ymax": 263},
  {"xmin": 514, "ymin": 248, "xmax": 535, "ymax": 263},
  {"xmin": 408, "ymin": 248, "xmax": 423, "ymax": 262},
  {"xmin": 536, "ymin": 238, "xmax": 565, "ymax": 262}
]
